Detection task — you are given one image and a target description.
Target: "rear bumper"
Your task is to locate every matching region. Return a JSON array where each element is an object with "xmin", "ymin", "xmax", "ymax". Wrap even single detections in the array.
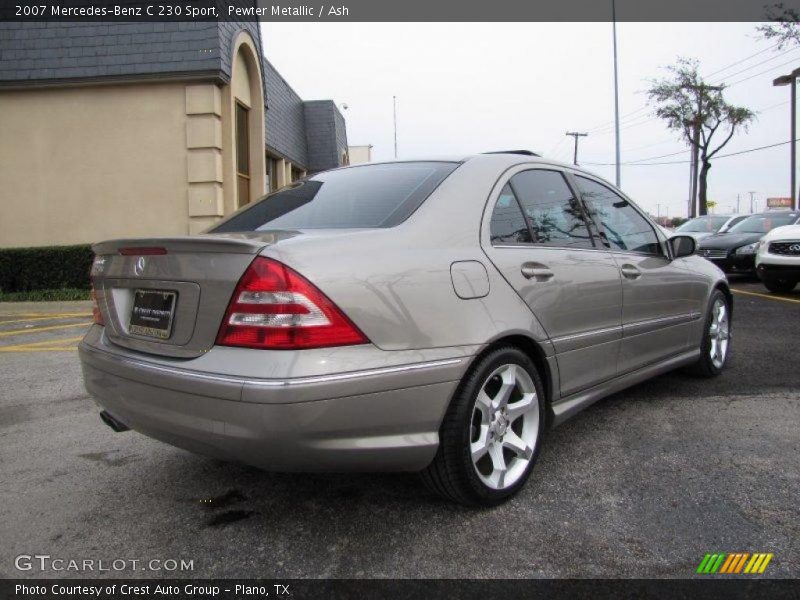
[{"xmin": 79, "ymin": 327, "xmax": 469, "ymax": 471}]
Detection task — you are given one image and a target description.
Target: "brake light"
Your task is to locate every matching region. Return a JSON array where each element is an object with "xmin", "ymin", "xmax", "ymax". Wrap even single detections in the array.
[
  {"xmin": 118, "ymin": 247, "xmax": 167, "ymax": 256},
  {"xmin": 90, "ymin": 286, "xmax": 104, "ymax": 326},
  {"xmin": 216, "ymin": 257, "xmax": 369, "ymax": 350},
  {"xmin": 89, "ymin": 254, "xmax": 104, "ymax": 326}
]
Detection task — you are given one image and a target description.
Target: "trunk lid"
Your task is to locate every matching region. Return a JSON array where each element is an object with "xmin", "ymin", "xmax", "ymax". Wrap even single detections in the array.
[{"xmin": 92, "ymin": 233, "xmax": 300, "ymax": 358}]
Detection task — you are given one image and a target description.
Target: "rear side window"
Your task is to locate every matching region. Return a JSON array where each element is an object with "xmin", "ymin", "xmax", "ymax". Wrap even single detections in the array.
[
  {"xmin": 211, "ymin": 162, "xmax": 458, "ymax": 232},
  {"xmin": 510, "ymin": 170, "xmax": 594, "ymax": 249},
  {"xmin": 575, "ymin": 176, "xmax": 661, "ymax": 255},
  {"xmin": 489, "ymin": 184, "xmax": 533, "ymax": 244}
]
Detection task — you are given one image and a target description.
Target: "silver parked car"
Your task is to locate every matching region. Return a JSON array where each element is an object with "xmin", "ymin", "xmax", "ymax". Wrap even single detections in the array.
[
  {"xmin": 80, "ymin": 153, "xmax": 732, "ymax": 506},
  {"xmin": 673, "ymin": 214, "xmax": 747, "ymax": 242}
]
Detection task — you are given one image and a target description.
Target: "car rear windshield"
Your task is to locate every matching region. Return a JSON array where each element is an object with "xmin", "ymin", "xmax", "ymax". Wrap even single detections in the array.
[
  {"xmin": 677, "ymin": 216, "xmax": 729, "ymax": 233},
  {"xmin": 727, "ymin": 213, "xmax": 799, "ymax": 234},
  {"xmin": 210, "ymin": 161, "xmax": 459, "ymax": 232}
]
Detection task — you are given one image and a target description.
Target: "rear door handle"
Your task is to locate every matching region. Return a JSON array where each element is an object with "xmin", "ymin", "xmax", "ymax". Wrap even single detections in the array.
[
  {"xmin": 521, "ymin": 263, "xmax": 554, "ymax": 281},
  {"xmin": 620, "ymin": 264, "xmax": 642, "ymax": 279}
]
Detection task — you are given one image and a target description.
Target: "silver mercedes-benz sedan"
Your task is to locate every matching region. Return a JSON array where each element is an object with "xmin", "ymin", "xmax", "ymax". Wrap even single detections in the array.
[{"xmin": 79, "ymin": 152, "xmax": 732, "ymax": 506}]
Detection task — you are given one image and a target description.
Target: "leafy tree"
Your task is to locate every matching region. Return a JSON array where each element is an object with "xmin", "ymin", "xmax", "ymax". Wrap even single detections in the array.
[
  {"xmin": 647, "ymin": 58, "xmax": 755, "ymax": 216},
  {"xmin": 757, "ymin": 3, "xmax": 800, "ymax": 48}
]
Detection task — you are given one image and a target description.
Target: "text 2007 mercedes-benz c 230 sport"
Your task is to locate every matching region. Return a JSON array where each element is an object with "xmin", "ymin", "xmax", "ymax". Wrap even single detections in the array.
[{"xmin": 79, "ymin": 152, "xmax": 732, "ymax": 506}]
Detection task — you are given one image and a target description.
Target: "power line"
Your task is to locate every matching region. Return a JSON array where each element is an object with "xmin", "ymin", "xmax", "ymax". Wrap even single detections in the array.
[
  {"xmin": 726, "ymin": 56, "xmax": 800, "ymax": 87},
  {"xmin": 707, "ymin": 46, "xmax": 800, "ymax": 84},
  {"xmin": 704, "ymin": 40, "xmax": 783, "ymax": 79},
  {"xmin": 582, "ymin": 41, "xmax": 784, "ymax": 134},
  {"xmin": 583, "ymin": 138, "xmax": 799, "ymax": 166},
  {"xmin": 581, "ymin": 99, "xmax": 791, "ymax": 164},
  {"xmin": 586, "ymin": 45, "xmax": 798, "ymax": 139}
]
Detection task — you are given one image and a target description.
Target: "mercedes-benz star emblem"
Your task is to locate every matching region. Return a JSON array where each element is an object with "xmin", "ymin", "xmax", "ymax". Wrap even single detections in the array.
[{"xmin": 134, "ymin": 256, "xmax": 146, "ymax": 276}]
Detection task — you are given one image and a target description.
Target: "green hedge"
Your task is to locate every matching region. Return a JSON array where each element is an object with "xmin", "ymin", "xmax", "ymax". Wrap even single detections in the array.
[{"xmin": 0, "ymin": 245, "xmax": 94, "ymax": 293}]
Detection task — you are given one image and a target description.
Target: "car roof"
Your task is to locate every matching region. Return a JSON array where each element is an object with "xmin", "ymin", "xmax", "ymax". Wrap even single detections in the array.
[
  {"xmin": 362, "ymin": 152, "xmax": 606, "ymax": 178},
  {"xmin": 739, "ymin": 211, "xmax": 799, "ymax": 218}
]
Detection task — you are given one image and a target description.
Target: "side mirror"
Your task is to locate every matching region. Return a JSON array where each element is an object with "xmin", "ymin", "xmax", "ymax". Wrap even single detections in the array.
[{"xmin": 670, "ymin": 235, "xmax": 696, "ymax": 259}]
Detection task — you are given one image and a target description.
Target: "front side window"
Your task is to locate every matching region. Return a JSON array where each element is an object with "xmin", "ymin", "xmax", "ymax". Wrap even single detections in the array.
[
  {"xmin": 210, "ymin": 161, "xmax": 458, "ymax": 232},
  {"xmin": 509, "ymin": 170, "xmax": 594, "ymax": 249},
  {"xmin": 489, "ymin": 185, "xmax": 533, "ymax": 244},
  {"xmin": 575, "ymin": 176, "xmax": 661, "ymax": 255}
]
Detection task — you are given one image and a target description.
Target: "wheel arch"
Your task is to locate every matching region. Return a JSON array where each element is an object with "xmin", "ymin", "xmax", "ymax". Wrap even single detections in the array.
[
  {"xmin": 714, "ymin": 280, "xmax": 734, "ymax": 320},
  {"xmin": 459, "ymin": 334, "xmax": 556, "ymax": 424}
]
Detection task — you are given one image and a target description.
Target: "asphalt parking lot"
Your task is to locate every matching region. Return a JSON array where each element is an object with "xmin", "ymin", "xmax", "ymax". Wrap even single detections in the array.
[{"xmin": 1, "ymin": 278, "xmax": 798, "ymax": 579}]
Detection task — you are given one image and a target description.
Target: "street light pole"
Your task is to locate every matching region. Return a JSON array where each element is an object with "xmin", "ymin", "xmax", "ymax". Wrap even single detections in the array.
[
  {"xmin": 749, "ymin": 191, "xmax": 756, "ymax": 213},
  {"xmin": 612, "ymin": 0, "xmax": 621, "ymax": 188},
  {"xmin": 774, "ymin": 68, "xmax": 800, "ymax": 210}
]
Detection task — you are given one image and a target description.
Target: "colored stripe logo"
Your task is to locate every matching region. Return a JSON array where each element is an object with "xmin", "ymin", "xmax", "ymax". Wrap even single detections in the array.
[{"xmin": 696, "ymin": 553, "xmax": 773, "ymax": 574}]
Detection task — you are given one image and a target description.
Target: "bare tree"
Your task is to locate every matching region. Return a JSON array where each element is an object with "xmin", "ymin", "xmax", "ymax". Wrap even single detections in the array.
[
  {"xmin": 647, "ymin": 58, "xmax": 755, "ymax": 216},
  {"xmin": 757, "ymin": 3, "xmax": 800, "ymax": 48}
]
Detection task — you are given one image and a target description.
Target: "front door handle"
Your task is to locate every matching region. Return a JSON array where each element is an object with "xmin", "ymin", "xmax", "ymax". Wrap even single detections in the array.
[
  {"xmin": 521, "ymin": 263, "xmax": 554, "ymax": 281},
  {"xmin": 620, "ymin": 264, "xmax": 642, "ymax": 279}
]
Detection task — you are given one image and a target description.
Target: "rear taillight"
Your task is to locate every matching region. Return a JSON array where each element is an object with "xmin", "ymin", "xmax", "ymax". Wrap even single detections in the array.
[
  {"xmin": 215, "ymin": 257, "xmax": 368, "ymax": 350},
  {"xmin": 90, "ymin": 255, "xmax": 104, "ymax": 326},
  {"xmin": 90, "ymin": 287, "xmax": 103, "ymax": 326}
]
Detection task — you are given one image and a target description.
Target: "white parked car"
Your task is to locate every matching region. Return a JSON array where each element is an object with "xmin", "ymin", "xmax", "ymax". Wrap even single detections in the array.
[{"xmin": 756, "ymin": 224, "xmax": 800, "ymax": 293}]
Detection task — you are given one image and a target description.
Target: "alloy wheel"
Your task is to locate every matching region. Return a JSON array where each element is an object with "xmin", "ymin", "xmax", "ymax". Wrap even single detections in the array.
[
  {"xmin": 709, "ymin": 298, "xmax": 730, "ymax": 369},
  {"xmin": 470, "ymin": 363, "xmax": 540, "ymax": 490}
]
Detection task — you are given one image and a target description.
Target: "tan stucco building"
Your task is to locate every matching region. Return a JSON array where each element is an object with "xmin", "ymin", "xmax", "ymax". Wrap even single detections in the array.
[
  {"xmin": 0, "ymin": 21, "xmax": 348, "ymax": 248},
  {"xmin": 347, "ymin": 144, "xmax": 374, "ymax": 165}
]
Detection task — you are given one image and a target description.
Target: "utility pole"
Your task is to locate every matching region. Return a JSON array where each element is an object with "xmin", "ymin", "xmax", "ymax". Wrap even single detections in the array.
[
  {"xmin": 393, "ymin": 96, "xmax": 398, "ymax": 159},
  {"xmin": 736, "ymin": 193, "xmax": 740, "ymax": 214},
  {"xmin": 612, "ymin": 0, "xmax": 621, "ymax": 187},
  {"xmin": 565, "ymin": 132, "xmax": 588, "ymax": 165},
  {"xmin": 749, "ymin": 191, "xmax": 756, "ymax": 213}
]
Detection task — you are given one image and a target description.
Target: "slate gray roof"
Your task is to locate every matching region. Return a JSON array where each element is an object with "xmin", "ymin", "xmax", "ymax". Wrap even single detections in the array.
[
  {"xmin": 304, "ymin": 100, "xmax": 349, "ymax": 172},
  {"xmin": 0, "ymin": 20, "xmax": 263, "ymax": 91},
  {"xmin": 263, "ymin": 58, "xmax": 309, "ymax": 168},
  {"xmin": 262, "ymin": 60, "xmax": 349, "ymax": 172}
]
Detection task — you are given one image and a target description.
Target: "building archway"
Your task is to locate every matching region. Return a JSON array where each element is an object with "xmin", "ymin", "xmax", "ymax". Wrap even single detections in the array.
[{"xmin": 223, "ymin": 31, "xmax": 266, "ymax": 213}]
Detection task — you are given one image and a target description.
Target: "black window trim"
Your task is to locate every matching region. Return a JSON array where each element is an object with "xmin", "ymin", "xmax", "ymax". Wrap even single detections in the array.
[
  {"xmin": 490, "ymin": 166, "xmax": 599, "ymax": 250},
  {"xmin": 570, "ymin": 171, "xmax": 668, "ymax": 259}
]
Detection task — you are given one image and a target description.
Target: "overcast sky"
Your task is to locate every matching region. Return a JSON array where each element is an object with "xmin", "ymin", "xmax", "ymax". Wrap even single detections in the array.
[{"xmin": 261, "ymin": 22, "xmax": 799, "ymax": 218}]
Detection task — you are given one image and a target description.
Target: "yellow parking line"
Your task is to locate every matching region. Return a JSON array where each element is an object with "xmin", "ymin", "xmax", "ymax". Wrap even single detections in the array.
[
  {"xmin": 0, "ymin": 336, "xmax": 85, "ymax": 350},
  {"xmin": 0, "ymin": 314, "xmax": 91, "ymax": 325},
  {"xmin": 0, "ymin": 322, "xmax": 90, "ymax": 337},
  {"xmin": 731, "ymin": 288, "xmax": 800, "ymax": 305},
  {"xmin": 0, "ymin": 346, "xmax": 78, "ymax": 352},
  {"xmin": 0, "ymin": 312, "xmax": 90, "ymax": 319}
]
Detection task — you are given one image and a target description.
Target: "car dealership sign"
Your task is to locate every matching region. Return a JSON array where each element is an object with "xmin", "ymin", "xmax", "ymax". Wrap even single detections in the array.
[{"xmin": 767, "ymin": 197, "xmax": 793, "ymax": 209}]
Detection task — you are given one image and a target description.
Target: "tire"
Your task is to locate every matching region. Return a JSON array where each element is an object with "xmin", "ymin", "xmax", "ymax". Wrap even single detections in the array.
[
  {"xmin": 420, "ymin": 346, "xmax": 546, "ymax": 507},
  {"xmin": 687, "ymin": 289, "xmax": 731, "ymax": 377},
  {"xmin": 763, "ymin": 278, "xmax": 797, "ymax": 293}
]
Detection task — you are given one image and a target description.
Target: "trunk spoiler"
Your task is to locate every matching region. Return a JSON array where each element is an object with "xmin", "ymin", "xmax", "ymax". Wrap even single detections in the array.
[{"xmin": 92, "ymin": 235, "xmax": 270, "ymax": 256}]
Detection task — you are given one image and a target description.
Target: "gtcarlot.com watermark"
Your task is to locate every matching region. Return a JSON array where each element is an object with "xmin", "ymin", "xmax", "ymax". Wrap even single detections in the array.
[{"xmin": 15, "ymin": 554, "xmax": 194, "ymax": 573}]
